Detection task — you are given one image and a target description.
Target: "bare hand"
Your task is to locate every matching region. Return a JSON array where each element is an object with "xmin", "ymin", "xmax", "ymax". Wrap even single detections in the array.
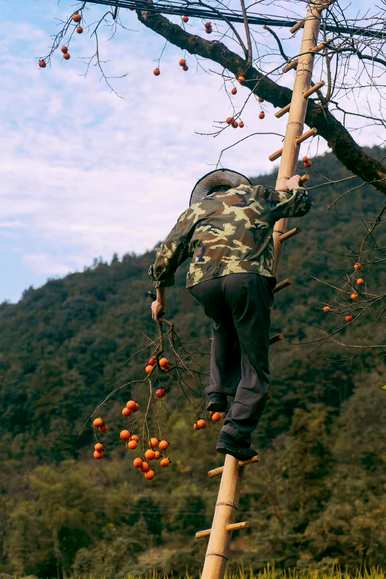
[
  {"xmin": 151, "ymin": 300, "xmax": 164, "ymax": 321},
  {"xmin": 285, "ymin": 175, "xmax": 301, "ymax": 191}
]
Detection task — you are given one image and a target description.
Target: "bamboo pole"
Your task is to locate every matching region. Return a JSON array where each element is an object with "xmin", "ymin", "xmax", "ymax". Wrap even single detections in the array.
[
  {"xmin": 273, "ymin": 0, "xmax": 330, "ymax": 274},
  {"xmin": 201, "ymin": 454, "xmax": 242, "ymax": 578},
  {"xmin": 200, "ymin": 3, "xmax": 330, "ymax": 578}
]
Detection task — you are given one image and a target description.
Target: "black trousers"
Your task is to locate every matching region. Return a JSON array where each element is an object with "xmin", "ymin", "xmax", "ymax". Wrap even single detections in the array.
[{"xmin": 189, "ymin": 273, "xmax": 274, "ymax": 443}]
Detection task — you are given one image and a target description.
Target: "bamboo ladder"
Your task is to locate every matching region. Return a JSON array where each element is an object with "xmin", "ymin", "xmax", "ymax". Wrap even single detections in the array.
[{"xmin": 195, "ymin": 1, "xmax": 332, "ymax": 577}]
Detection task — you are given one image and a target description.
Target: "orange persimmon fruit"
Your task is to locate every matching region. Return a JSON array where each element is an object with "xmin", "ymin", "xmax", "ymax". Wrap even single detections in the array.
[
  {"xmin": 211, "ymin": 412, "xmax": 222, "ymax": 422},
  {"xmin": 120, "ymin": 430, "xmax": 131, "ymax": 441},
  {"xmin": 145, "ymin": 449, "xmax": 156, "ymax": 461},
  {"xmin": 159, "ymin": 440, "xmax": 169, "ymax": 450},
  {"xmin": 93, "ymin": 417, "xmax": 104, "ymax": 428}
]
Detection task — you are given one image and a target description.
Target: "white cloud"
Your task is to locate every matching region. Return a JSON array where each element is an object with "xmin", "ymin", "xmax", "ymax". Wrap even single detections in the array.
[
  {"xmin": 0, "ymin": 3, "xmax": 384, "ymax": 291},
  {"xmin": 0, "ymin": 221, "xmax": 23, "ymax": 229},
  {"xmin": 22, "ymin": 252, "xmax": 88, "ymax": 276}
]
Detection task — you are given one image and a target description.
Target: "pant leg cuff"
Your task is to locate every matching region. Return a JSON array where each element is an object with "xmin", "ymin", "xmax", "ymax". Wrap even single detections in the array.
[{"xmin": 221, "ymin": 425, "xmax": 251, "ymax": 445}]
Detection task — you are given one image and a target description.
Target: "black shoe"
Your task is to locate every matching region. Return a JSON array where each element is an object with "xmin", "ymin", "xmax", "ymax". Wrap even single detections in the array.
[
  {"xmin": 216, "ymin": 432, "xmax": 258, "ymax": 461},
  {"xmin": 206, "ymin": 394, "xmax": 227, "ymax": 413}
]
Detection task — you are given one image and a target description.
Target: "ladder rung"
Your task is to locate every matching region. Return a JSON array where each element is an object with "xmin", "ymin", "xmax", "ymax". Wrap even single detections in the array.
[
  {"xmin": 299, "ymin": 174, "xmax": 310, "ymax": 186},
  {"xmin": 304, "ymin": 80, "xmax": 325, "ymax": 98},
  {"xmin": 195, "ymin": 521, "xmax": 249, "ymax": 539},
  {"xmin": 226, "ymin": 521, "xmax": 249, "ymax": 533},
  {"xmin": 280, "ymin": 226, "xmax": 301, "ymax": 242},
  {"xmin": 208, "ymin": 455, "xmax": 259, "ymax": 478},
  {"xmin": 290, "ymin": 19, "xmax": 304, "ymax": 34},
  {"xmin": 269, "ymin": 148, "xmax": 283, "ymax": 162},
  {"xmin": 311, "ymin": 41, "xmax": 327, "ymax": 53},
  {"xmin": 283, "ymin": 59, "xmax": 298, "ymax": 73},
  {"xmin": 273, "ymin": 278, "xmax": 292, "ymax": 293},
  {"xmin": 283, "ymin": 41, "xmax": 327, "ymax": 76},
  {"xmin": 270, "ymin": 333, "xmax": 284, "ymax": 345},
  {"xmin": 275, "ymin": 103, "xmax": 291, "ymax": 118},
  {"xmin": 195, "ymin": 528, "xmax": 211, "ymax": 539},
  {"xmin": 296, "ymin": 127, "xmax": 317, "ymax": 144}
]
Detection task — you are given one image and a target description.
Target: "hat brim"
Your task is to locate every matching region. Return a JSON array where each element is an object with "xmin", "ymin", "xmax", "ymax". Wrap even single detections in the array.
[{"xmin": 189, "ymin": 169, "xmax": 252, "ymax": 206}]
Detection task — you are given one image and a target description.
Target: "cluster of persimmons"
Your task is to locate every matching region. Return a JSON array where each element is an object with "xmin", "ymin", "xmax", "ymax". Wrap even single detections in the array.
[
  {"xmin": 38, "ymin": 12, "xmax": 83, "ymax": 68},
  {"xmin": 91, "ymin": 353, "xmax": 223, "ymax": 480},
  {"xmin": 92, "ymin": 412, "xmax": 170, "ymax": 481},
  {"xmin": 322, "ymin": 262, "xmax": 366, "ymax": 323},
  {"xmin": 152, "ymin": 17, "xmax": 214, "ymax": 77}
]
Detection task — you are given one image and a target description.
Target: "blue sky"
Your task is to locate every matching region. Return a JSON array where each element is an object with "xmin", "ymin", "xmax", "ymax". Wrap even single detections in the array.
[{"xmin": 0, "ymin": 0, "xmax": 380, "ymax": 302}]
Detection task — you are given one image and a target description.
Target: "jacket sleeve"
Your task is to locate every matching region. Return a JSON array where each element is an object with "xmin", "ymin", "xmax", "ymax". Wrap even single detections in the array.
[
  {"xmin": 267, "ymin": 187, "xmax": 311, "ymax": 221},
  {"xmin": 148, "ymin": 207, "xmax": 198, "ymax": 288}
]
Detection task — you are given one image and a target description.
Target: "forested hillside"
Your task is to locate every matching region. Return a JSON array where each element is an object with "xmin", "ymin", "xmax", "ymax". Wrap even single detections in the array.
[{"xmin": 0, "ymin": 149, "xmax": 385, "ymax": 578}]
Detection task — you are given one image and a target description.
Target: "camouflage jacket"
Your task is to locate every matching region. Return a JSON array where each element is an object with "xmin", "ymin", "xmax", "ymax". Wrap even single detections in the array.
[{"xmin": 149, "ymin": 183, "xmax": 311, "ymax": 288}]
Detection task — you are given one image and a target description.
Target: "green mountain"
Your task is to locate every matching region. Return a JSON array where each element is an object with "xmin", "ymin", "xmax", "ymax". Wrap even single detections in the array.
[{"xmin": 0, "ymin": 148, "xmax": 385, "ymax": 577}]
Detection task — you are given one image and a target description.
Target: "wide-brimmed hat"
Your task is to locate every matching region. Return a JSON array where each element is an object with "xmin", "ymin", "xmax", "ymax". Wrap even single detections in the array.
[{"xmin": 189, "ymin": 169, "xmax": 252, "ymax": 206}]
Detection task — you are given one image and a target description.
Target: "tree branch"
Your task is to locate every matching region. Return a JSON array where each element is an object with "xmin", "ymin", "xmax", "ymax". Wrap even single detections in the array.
[
  {"xmin": 240, "ymin": 0, "xmax": 252, "ymax": 66},
  {"xmin": 136, "ymin": 9, "xmax": 386, "ymax": 196}
]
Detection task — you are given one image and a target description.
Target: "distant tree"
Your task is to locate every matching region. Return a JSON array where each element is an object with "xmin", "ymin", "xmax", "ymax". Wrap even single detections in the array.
[{"xmin": 305, "ymin": 377, "xmax": 386, "ymax": 568}]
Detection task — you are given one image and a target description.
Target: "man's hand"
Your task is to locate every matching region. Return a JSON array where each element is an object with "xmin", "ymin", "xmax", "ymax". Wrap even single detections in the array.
[
  {"xmin": 151, "ymin": 299, "xmax": 164, "ymax": 321},
  {"xmin": 285, "ymin": 175, "xmax": 301, "ymax": 191}
]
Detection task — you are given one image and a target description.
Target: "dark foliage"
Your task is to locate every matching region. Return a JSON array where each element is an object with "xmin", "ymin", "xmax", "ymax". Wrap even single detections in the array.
[{"xmin": 0, "ymin": 149, "xmax": 384, "ymax": 577}]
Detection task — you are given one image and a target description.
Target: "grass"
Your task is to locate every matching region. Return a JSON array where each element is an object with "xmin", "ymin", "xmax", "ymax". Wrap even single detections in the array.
[
  {"xmin": 67, "ymin": 567, "xmax": 386, "ymax": 579},
  {"xmin": 227, "ymin": 568, "xmax": 386, "ymax": 579}
]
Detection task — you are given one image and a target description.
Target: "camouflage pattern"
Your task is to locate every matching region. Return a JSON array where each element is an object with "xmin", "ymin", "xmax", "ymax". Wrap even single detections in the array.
[{"xmin": 149, "ymin": 183, "xmax": 311, "ymax": 288}]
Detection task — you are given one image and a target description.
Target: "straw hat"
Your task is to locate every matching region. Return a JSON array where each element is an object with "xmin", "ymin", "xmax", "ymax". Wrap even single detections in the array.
[{"xmin": 189, "ymin": 169, "xmax": 252, "ymax": 206}]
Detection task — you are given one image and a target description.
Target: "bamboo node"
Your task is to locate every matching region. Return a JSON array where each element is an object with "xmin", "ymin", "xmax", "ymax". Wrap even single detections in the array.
[
  {"xmin": 206, "ymin": 553, "xmax": 229, "ymax": 560},
  {"xmin": 216, "ymin": 501, "xmax": 238, "ymax": 509}
]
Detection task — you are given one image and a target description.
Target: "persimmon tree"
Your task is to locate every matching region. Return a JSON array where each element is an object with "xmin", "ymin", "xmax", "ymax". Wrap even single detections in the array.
[{"xmin": 43, "ymin": 0, "xmax": 386, "ymax": 196}]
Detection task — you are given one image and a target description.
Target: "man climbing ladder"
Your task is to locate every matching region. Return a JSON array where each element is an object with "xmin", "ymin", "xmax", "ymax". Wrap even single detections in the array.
[{"xmin": 149, "ymin": 169, "xmax": 311, "ymax": 459}]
